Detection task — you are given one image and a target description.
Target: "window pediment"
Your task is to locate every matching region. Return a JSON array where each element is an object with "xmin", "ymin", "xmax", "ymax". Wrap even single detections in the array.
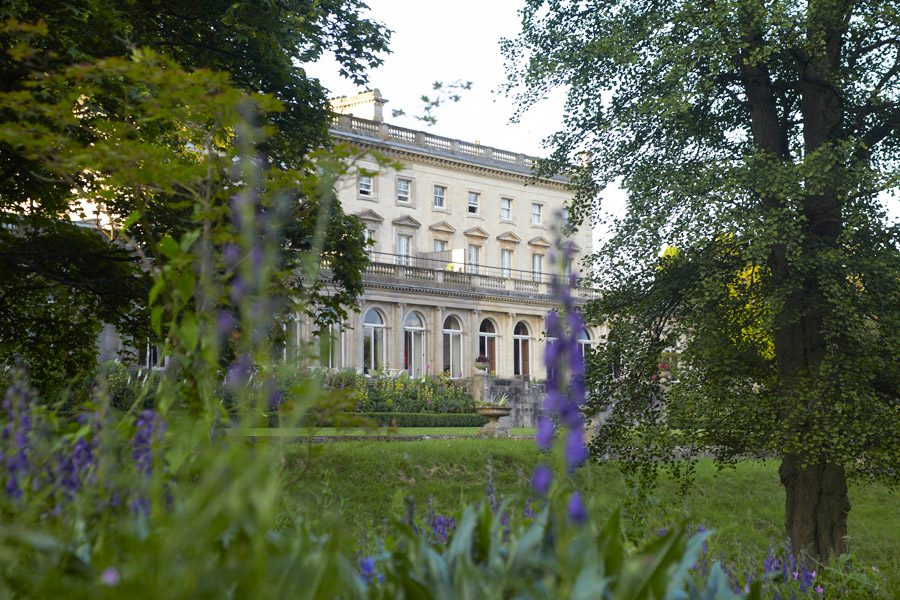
[
  {"xmin": 464, "ymin": 226, "xmax": 489, "ymax": 239},
  {"xmin": 496, "ymin": 231, "xmax": 522, "ymax": 244},
  {"xmin": 392, "ymin": 215, "xmax": 422, "ymax": 228},
  {"xmin": 528, "ymin": 236, "xmax": 552, "ymax": 248},
  {"xmin": 355, "ymin": 209, "xmax": 384, "ymax": 223},
  {"xmin": 428, "ymin": 220, "xmax": 457, "ymax": 234}
]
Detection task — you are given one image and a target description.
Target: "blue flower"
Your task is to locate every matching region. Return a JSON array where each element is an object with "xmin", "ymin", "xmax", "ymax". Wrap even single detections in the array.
[
  {"xmin": 567, "ymin": 492, "xmax": 587, "ymax": 524},
  {"xmin": 535, "ymin": 417, "xmax": 554, "ymax": 450},
  {"xmin": 532, "ymin": 464, "xmax": 552, "ymax": 497},
  {"xmin": 564, "ymin": 428, "xmax": 588, "ymax": 473}
]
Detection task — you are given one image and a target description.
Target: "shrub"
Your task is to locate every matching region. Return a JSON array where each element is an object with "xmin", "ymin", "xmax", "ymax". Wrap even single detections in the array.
[
  {"xmin": 301, "ymin": 411, "xmax": 489, "ymax": 428},
  {"xmin": 94, "ymin": 361, "xmax": 161, "ymax": 412},
  {"xmin": 357, "ymin": 372, "xmax": 476, "ymax": 414}
]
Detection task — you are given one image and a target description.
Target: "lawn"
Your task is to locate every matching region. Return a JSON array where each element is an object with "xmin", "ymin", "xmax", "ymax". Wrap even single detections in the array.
[
  {"xmin": 232, "ymin": 426, "xmax": 535, "ymax": 437},
  {"xmin": 279, "ymin": 439, "xmax": 899, "ymax": 593}
]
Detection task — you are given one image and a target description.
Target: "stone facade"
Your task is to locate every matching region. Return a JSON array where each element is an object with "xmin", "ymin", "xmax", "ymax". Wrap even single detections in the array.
[{"xmin": 293, "ymin": 90, "xmax": 602, "ymax": 381}]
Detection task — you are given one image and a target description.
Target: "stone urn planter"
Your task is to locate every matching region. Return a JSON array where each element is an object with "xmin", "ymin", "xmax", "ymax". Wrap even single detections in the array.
[
  {"xmin": 475, "ymin": 405, "xmax": 511, "ymax": 438},
  {"xmin": 473, "ymin": 356, "xmax": 488, "ymax": 373}
]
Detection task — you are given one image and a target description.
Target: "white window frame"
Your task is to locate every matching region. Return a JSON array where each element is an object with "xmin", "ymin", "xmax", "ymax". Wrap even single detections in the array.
[
  {"xmin": 397, "ymin": 233, "xmax": 412, "ymax": 266},
  {"xmin": 467, "ymin": 244, "xmax": 480, "ymax": 274},
  {"xmin": 501, "ymin": 249, "xmax": 512, "ymax": 278},
  {"xmin": 362, "ymin": 309, "xmax": 386, "ymax": 375},
  {"xmin": 434, "ymin": 239, "xmax": 448, "ymax": 253},
  {"xmin": 321, "ymin": 322, "xmax": 344, "ymax": 369},
  {"xmin": 532, "ymin": 253, "xmax": 543, "ymax": 282},
  {"xmin": 468, "ymin": 192, "xmax": 480, "ymax": 215},
  {"xmin": 478, "ymin": 319, "xmax": 498, "ymax": 374},
  {"xmin": 433, "ymin": 185, "xmax": 446, "ymax": 208},
  {"xmin": 500, "ymin": 197, "xmax": 512, "ymax": 221},
  {"xmin": 531, "ymin": 202, "xmax": 542, "ymax": 225},
  {"xmin": 442, "ymin": 315, "xmax": 463, "ymax": 379},
  {"xmin": 404, "ymin": 312, "xmax": 426, "ymax": 378},
  {"xmin": 396, "ymin": 177, "xmax": 411, "ymax": 203},
  {"xmin": 359, "ymin": 175, "xmax": 373, "ymax": 197},
  {"xmin": 513, "ymin": 321, "xmax": 531, "ymax": 377}
]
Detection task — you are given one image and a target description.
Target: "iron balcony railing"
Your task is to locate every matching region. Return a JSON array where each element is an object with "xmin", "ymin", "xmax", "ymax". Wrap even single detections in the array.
[{"xmin": 362, "ymin": 251, "xmax": 600, "ymax": 300}]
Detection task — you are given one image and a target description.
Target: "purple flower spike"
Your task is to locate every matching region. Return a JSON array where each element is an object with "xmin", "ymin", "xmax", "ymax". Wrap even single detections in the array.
[
  {"xmin": 226, "ymin": 354, "xmax": 252, "ymax": 389},
  {"xmin": 101, "ymin": 567, "xmax": 120, "ymax": 586},
  {"xmin": 535, "ymin": 417, "xmax": 554, "ymax": 450},
  {"xmin": 222, "ymin": 243, "xmax": 241, "ymax": 269},
  {"xmin": 564, "ymin": 428, "xmax": 588, "ymax": 472},
  {"xmin": 532, "ymin": 464, "xmax": 552, "ymax": 497},
  {"xmin": 567, "ymin": 492, "xmax": 587, "ymax": 524},
  {"xmin": 216, "ymin": 311, "xmax": 237, "ymax": 340}
]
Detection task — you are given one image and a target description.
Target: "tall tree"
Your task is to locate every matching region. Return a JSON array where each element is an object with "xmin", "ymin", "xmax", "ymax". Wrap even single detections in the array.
[
  {"xmin": 505, "ymin": 0, "xmax": 899, "ymax": 560},
  {"xmin": 0, "ymin": 1, "xmax": 389, "ymax": 387}
]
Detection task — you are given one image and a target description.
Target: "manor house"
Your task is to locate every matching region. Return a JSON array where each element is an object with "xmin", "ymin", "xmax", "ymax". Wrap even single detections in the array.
[{"xmin": 293, "ymin": 90, "xmax": 601, "ymax": 380}]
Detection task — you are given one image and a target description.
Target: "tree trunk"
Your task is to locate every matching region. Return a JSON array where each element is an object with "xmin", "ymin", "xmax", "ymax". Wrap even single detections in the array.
[{"xmin": 779, "ymin": 454, "xmax": 851, "ymax": 561}]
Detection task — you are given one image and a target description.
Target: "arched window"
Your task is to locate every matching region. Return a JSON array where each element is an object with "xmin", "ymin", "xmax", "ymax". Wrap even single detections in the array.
[
  {"xmin": 320, "ymin": 321, "xmax": 343, "ymax": 369},
  {"xmin": 404, "ymin": 312, "xmax": 426, "ymax": 377},
  {"xmin": 514, "ymin": 321, "xmax": 530, "ymax": 378},
  {"xmin": 478, "ymin": 319, "xmax": 498, "ymax": 373},
  {"xmin": 577, "ymin": 328, "xmax": 592, "ymax": 358},
  {"xmin": 442, "ymin": 315, "xmax": 463, "ymax": 379},
  {"xmin": 363, "ymin": 308, "xmax": 385, "ymax": 374}
]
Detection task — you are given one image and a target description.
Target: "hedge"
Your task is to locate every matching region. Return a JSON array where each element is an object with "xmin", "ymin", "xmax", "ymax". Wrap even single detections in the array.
[{"xmin": 300, "ymin": 412, "xmax": 489, "ymax": 428}]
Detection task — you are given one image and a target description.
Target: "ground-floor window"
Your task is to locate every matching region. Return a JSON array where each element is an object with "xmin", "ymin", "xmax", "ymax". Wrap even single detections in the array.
[
  {"xmin": 363, "ymin": 308, "xmax": 385, "ymax": 374},
  {"xmin": 320, "ymin": 321, "xmax": 343, "ymax": 368},
  {"xmin": 478, "ymin": 319, "xmax": 497, "ymax": 373},
  {"xmin": 577, "ymin": 328, "xmax": 592, "ymax": 359},
  {"xmin": 404, "ymin": 311, "xmax": 426, "ymax": 377},
  {"xmin": 442, "ymin": 315, "xmax": 463, "ymax": 378},
  {"xmin": 513, "ymin": 321, "xmax": 530, "ymax": 377}
]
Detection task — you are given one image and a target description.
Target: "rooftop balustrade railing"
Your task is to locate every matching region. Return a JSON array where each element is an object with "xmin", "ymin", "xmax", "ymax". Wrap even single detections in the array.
[{"xmin": 359, "ymin": 251, "xmax": 600, "ymax": 300}]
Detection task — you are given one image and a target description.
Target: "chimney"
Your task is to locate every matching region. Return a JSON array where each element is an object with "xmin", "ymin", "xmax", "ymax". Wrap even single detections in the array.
[{"xmin": 330, "ymin": 89, "xmax": 388, "ymax": 123}]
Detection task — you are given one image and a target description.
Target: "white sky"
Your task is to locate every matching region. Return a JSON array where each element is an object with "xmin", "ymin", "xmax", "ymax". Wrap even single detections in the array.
[
  {"xmin": 304, "ymin": 0, "xmax": 562, "ymax": 156},
  {"xmin": 303, "ymin": 0, "xmax": 619, "ymax": 250}
]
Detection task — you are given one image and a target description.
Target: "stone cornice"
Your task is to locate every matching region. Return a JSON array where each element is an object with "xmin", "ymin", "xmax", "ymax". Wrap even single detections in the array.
[{"xmin": 332, "ymin": 133, "xmax": 570, "ymax": 191}]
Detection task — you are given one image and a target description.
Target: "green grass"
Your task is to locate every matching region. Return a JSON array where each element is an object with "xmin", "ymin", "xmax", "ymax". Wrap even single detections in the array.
[
  {"xmin": 278, "ymin": 440, "xmax": 899, "ymax": 592},
  {"xmin": 232, "ymin": 427, "xmax": 535, "ymax": 437}
]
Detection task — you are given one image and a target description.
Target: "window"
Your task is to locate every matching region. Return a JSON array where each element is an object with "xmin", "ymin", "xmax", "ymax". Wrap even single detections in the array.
[
  {"xmin": 359, "ymin": 175, "xmax": 373, "ymax": 197},
  {"xmin": 478, "ymin": 319, "xmax": 498, "ymax": 373},
  {"xmin": 320, "ymin": 322, "xmax": 343, "ymax": 369},
  {"xmin": 468, "ymin": 192, "xmax": 480, "ymax": 214},
  {"xmin": 396, "ymin": 177, "xmax": 411, "ymax": 203},
  {"xmin": 362, "ymin": 309, "xmax": 385, "ymax": 374},
  {"xmin": 562, "ymin": 207, "xmax": 570, "ymax": 229},
  {"xmin": 531, "ymin": 203, "xmax": 542, "ymax": 225},
  {"xmin": 363, "ymin": 228, "xmax": 375, "ymax": 252},
  {"xmin": 513, "ymin": 321, "xmax": 530, "ymax": 377},
  {"xmin": 397, "ymin": 234, "xmax": 412, "ymax": 266},
  {"xmin": 532, "ymin": 253, "xmax": 543, "ymax": 282},
  {"xmin": 404, "ymin": 312, "xmax": 426, "ymax": 377},
  {"xmin": 500, "ymin": 198, "xmax": 512, "ymax": 220},
  {"xmin": 442, "ymin": 315, "xmax": 463, "ymax": 379},
  {"xmin": 433, "ymin": 185, "xmax": 446, "ymax": 208},
  {"xmin": 501, "ymin": 249, "xmax": 512, "ymax": 278},
  {"xmin": 434, "ymin": 239, "xmax": 448, "ymax": 253},
  {"xmin": 577, "ymin": 328, "xmax": 592, "ymax": 359},
  {"xmin": 467, "ymin": 244, "xmax": 480, "ymax": 274},
  {"xmin": 564, "ymin": 257, "xmax": 574, "ymax": 276}
]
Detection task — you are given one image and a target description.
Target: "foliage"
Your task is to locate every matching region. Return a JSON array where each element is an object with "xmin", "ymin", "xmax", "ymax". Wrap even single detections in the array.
[
  {"xmin": 360, "ymin": 372, "xmax": 476, "ymax": 414},
  {"xmin": 301, "ymin": 412, "xmax": 490, "ymax": 428},
  {"xmin": 0, "ymin": 46, "xmax": 761, "ymax": 595},
  {"xmin": 0, "ymin": 0, "xmax": 390, "ymax": 387},
  {"xmin": 504, "ymin": 0, "xmax": 900, "ymax": 559},
  {"xmin": 94, "ymin": 362, "xmax": 160, "ymax": 413}
]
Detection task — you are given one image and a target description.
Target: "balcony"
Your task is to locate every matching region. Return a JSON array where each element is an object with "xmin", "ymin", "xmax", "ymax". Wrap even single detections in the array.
[{"xmin": 362, "ymin": 251, "xmax": 600, "ymax": 302}]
